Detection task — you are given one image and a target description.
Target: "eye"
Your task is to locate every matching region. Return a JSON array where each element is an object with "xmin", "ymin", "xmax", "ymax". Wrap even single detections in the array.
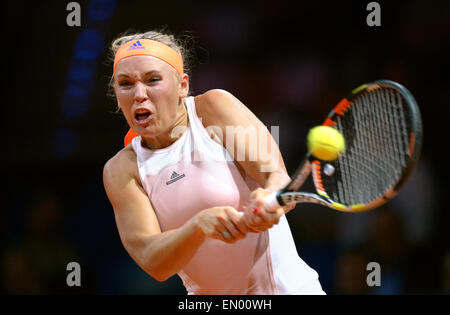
[
  {"xmin": 119, "ymin": 80, "xmax": 131, "ymax": 87},
  {"xmin": 147, "ymin": 76, "xmax": 161, "ymax": 83}
]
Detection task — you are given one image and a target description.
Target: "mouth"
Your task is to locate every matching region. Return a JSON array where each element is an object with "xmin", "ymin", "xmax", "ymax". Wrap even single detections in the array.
[{"xmin": 133, "ymin": 108, "xmax": 153, "ymax": 126}]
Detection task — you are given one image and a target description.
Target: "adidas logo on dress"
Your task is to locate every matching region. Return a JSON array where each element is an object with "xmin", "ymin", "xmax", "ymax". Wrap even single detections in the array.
[{"xmin": 166, "ymin": 171, "xmax": 186, "ymax": 185}]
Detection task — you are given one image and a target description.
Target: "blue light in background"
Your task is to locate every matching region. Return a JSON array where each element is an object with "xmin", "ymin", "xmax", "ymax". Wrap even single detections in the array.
[
  {"xmin": 61, "ymin": 92, "xmax": 91, "ymax": 119},
  {"xmin": 66, "ymin": 61, "xmax": 96, "ymax": 97},
  {"xmin": 66, "ymin": 82, "xmax": 91, "ymax": 98},
  {"xmin": 74, "ymin": 29, "xmax": 105, "ymax": 61},
  {"xmin": 52, "ymin": 128, "xmax": 77, "ymax": 158},
  {"xmin": 57, "ymin": 0, "xmax": 116, "ymax": 158},
  {"xmin": 87, "ymin": 0, "xmax": 116, "ymax": 21},
  {"xmin": 67, "ymin": 62, "xmax": 96, "ymax": 85}
]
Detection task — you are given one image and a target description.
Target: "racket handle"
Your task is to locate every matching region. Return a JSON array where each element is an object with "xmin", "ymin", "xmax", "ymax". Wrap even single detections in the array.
[{"xmin": 263, "ymin": 191, "xmax": 282, "ymax": 212}]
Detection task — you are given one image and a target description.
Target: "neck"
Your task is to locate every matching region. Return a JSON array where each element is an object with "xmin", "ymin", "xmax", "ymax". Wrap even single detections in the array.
[{"xmin": 142, "ymin": 99, "xmax": 188, "ymax": 150}]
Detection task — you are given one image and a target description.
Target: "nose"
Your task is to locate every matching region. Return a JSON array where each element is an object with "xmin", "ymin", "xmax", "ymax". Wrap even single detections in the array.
[{"xmin": 133, "ymin": 82, "xmax": 148, "ymax": 103}]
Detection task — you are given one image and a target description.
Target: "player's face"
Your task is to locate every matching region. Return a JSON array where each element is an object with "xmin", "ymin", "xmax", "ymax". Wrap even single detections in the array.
[{"xmin": 113, "ymin": 55, "xmax": 188, "ymax": 139}]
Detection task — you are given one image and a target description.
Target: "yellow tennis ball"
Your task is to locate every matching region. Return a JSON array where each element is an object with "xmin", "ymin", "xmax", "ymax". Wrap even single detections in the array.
[{"xmin": 307, "ymin": 126, "xmax": 346, "ymax": 161}]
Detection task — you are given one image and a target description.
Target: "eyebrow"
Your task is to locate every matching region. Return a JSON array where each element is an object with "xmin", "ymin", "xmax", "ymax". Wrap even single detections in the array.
[{"xmin": 117, "ymin": 70, "xmax": 160, "ymax": 79}]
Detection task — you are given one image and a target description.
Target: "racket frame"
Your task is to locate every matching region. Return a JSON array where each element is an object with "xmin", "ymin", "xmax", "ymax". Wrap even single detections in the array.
[{"xmin": 264, "ymin": 80, "xmax": 422, "ymax": 212}]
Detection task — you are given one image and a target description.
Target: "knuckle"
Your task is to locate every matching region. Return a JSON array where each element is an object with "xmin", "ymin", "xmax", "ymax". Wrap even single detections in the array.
[{"xmin": 224, "ymin": 206, "xmax": 234, "ymax": 213}]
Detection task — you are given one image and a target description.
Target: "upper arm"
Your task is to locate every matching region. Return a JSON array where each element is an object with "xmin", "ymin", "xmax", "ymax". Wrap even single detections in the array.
[
  {"xmin": 103, "ymin": 149, "xmax": 161, "ymax": 262},
  {"xmin": 195, "ymin": 89, "xmax": 287, "ymax": 186}
]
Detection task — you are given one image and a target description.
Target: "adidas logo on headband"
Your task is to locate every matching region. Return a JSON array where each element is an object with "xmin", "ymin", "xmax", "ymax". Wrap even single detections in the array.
[{"xmin": 127, "ymin": 40, "xmax": 145, "ymax": 51}]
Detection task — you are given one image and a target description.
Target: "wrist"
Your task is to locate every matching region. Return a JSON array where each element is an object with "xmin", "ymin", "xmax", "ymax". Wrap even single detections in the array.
[
  {"xmin": 189, "ymin": 213, "xmax": 207, "ymax": 241},
  {"xmin": 265, "ymin": 170, "xmax": 290, "ymax": 192}
]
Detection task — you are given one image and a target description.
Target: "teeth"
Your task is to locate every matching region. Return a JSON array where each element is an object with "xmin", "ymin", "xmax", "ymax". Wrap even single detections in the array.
[
  {"xmin": 135, "ymin": 110, "xmax": 152, "ymax": 124},
  {"xmin": 134, "ymin": 108, "xmax": 152, "ymax": 123}
]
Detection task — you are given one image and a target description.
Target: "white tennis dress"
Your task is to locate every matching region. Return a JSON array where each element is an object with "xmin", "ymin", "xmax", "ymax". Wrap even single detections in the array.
[{"xmin": 131, "ymin": 96, "xmax": 325, "ymax": 295}]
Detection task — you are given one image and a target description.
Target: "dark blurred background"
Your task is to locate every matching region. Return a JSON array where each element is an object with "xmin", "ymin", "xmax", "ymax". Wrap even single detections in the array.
[{"xmin": 1, "ymin": 0, "xmax": 449, "ymax": 294}]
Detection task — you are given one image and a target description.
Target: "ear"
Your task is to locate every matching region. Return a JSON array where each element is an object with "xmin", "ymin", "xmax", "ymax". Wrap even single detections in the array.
[{"xmin": 178, "ymin": 73, "xmax": 190, "ymax": 98}]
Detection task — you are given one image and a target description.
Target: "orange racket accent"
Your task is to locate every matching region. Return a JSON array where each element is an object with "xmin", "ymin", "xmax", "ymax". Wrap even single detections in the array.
[
  {"xmin": 334, "ymin": 98, "xmax": 352, "ymax": 115},
  {"xmin": 366, "ymin": 84, "xmax": 380, "ymax": 92},
  {"xmin": 312, "ymin": 161, "xmax": 325, "ymax": 192},
  {"xmin": 323, "ymin": 117, "xmax": 336, "ymax": 127},
  {"xmin": 124, "ymin": 128, "xmax": 140, "ymax": 147},
  {"xmin": 408, "ymin": 132, "xmax": 415, "ymax": 157}
]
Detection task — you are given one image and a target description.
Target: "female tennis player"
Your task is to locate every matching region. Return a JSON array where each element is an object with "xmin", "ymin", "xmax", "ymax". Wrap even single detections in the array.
[{"xmin": 103, "ymin": 30, "xmax": 325, "ymax": 295}]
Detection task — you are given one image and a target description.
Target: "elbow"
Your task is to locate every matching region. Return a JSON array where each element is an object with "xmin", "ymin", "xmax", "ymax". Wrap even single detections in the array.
[
  {"xmin": 126, "ymin": 240, "xmax": 174, "ymax": 282},
  {"xmin": 153, "ymin": 273, "xmax": 170, "ymax": 282},
  {"xmin": 145, "ymin": 266, "xmax": 172, "ymax": 282},
  {"xmin": 140, "ymin": 253, "xmax": 173, "ymax": 282}
]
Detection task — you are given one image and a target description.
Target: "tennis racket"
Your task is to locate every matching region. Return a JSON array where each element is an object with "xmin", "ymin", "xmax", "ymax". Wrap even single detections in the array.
[{"xmin": 264, "ymin": 79, "xmax": 423, "ymax": 212}]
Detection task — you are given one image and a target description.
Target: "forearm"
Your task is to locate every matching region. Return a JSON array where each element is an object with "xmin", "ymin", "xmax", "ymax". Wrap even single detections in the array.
[
  {"xmin": 137, "ymin": 216, "xmax": 206, "ymax": 282},
  {"xmin": 263, "ymin": 168, "xmax": 296, "ymax": 213},
  {"xmin": 264, "ymin": 168, "xmax": 291, "ymax": 192}
]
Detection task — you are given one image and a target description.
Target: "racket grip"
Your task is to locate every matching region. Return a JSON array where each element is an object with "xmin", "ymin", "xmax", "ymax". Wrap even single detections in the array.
[{"xmin": 263, "ymin": 191, "xmax": 281, "ymax": 212}]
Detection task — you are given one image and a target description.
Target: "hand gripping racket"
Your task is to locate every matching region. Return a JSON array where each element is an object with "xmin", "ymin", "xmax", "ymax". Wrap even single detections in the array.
[{"xmin": 264, "ymin": 79, "xmax": 423, "ymax": 212}]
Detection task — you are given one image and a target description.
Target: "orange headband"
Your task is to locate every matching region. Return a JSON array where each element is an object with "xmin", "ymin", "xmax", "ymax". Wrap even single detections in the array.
[{"xmin": 113, "ymin": 39, "xmax": 183, "ymax": 75}]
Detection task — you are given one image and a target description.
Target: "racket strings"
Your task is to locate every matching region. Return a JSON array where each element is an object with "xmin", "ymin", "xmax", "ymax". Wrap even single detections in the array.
[{"xmin": 325, "ymin": 87, "xmax": 410, "ymax": 205}]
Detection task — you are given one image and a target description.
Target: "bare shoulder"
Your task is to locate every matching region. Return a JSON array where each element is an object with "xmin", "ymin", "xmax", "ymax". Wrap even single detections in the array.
[
  {"xmin": 194, "ymin": 89, "xmax": 247, "ymax": 127},
  {"xmin": 194, "ymin": 89, "xmax": 237, "ymax": 113},
  {"xmin": 103, "ymin": 145, "xmax": 140, "ymax": 191}
]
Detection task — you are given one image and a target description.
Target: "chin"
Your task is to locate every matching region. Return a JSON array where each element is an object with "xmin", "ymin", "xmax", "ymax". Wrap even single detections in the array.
[{"xmin": 135, "ymin": 125, "xmax": 162, "ymax": 138}]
